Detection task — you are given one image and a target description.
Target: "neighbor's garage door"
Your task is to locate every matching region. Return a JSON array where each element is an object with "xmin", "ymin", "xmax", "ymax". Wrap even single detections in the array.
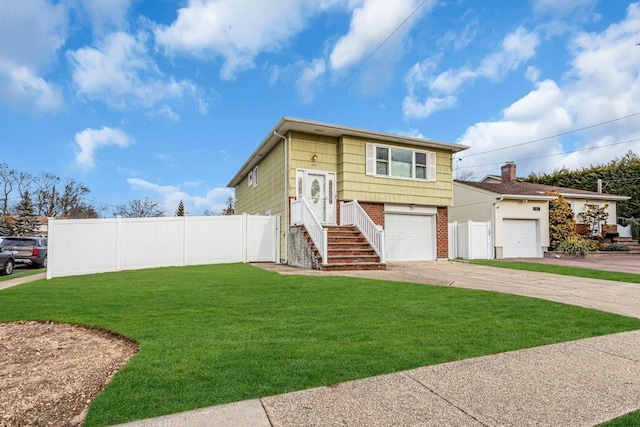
[
  {"xmin": 503, "ymin": 219, "xmax": 539, "ymax": 258},
  {"xmin": 385, "ymin": 214, "xmax": 435, "ymax": 261}
]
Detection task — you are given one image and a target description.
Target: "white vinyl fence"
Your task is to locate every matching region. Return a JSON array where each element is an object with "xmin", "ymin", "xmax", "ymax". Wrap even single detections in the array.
[
  {"xmin": 47, "ymin": 214, "xmax": 280, "ymax": 279},
  {"xmin": 448, "ymin": 221, "xmax": 493, "ymax": 260},
  {"xmin": 618, "ymin": 224, "xmax": 632, "ymax": 238}
]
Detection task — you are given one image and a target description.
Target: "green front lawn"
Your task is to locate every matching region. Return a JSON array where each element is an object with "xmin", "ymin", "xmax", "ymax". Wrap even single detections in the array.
[
  {"xmin": 471, "ymin": 259, "xmax": 640, "ymax": 284},
  {"xmin": 2, "ymin": 263, "xmax": 639, "ymax": 426}
]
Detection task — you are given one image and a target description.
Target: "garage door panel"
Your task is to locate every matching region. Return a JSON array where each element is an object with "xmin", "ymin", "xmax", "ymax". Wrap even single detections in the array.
[
  {"xmin": 385, "ymin": 214, "xmax": 435, "ymax": 261},
  {"xmin": 503, "ymin": 219, "xmax": 539, "ymax": 258}
]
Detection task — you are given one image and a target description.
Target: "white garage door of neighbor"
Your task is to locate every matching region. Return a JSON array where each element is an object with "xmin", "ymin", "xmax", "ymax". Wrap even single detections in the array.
[
  {"xmin": 385, "ymin": 214, "xmax": 435, "ymax": 261},
  {"xmin": 503, "ymin": 219, "xmax": 539, "ymax": 258}
]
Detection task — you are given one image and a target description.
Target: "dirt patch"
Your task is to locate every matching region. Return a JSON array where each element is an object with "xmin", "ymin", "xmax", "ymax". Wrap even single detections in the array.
[{"xmin": 0, "ymin": 321, "xmax": 138, "ymax": 426}]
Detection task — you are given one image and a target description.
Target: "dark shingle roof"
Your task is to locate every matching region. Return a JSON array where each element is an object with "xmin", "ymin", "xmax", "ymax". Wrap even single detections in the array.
[{"xmin": 456, "ymin": 180, "xmax": 628, "ymax": 200}]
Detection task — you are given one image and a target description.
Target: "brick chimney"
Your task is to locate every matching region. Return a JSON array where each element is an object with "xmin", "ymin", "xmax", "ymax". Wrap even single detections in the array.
[{"xmin": 501, "ymin": 162, "xmax": 516, "ymax": 182}]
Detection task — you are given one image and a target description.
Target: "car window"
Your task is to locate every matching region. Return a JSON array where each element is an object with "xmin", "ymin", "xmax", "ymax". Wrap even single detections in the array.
[{"xmin": 1, "ymin": 239, "xmax": 37, "ymax": 247}]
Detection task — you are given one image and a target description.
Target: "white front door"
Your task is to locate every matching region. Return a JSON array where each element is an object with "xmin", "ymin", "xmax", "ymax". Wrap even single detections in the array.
[{"xmin": 297, "ymin": 170, "xmax": 336, "ymax": 224}]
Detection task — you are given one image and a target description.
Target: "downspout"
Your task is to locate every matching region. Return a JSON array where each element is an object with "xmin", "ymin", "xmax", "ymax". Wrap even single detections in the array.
[
  {"xmin": 491, "ymin": 196, "xmax": 504, "ymax": 259},
  {"xmin": 274, "ymin": 131, "xmax": 288, "ymax": 264}
]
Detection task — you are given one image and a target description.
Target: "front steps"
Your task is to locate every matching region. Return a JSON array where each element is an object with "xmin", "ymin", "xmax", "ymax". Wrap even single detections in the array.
[
  {"xmin": 303, "ymin": 225, "xmax": 386, "ymax": 271},
  {"xmin": 612, "ymin": 237, "xmax": 640, "ymax": 254}
]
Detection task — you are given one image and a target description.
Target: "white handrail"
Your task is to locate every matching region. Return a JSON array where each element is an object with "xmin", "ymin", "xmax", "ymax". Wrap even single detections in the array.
[
  {"xmin": 290, "ymin": 198, "xmax": 328, "ymax": 265},
  {"xmin": 340, "ymin": 200, "xmax": 385, "ymax": 263}
]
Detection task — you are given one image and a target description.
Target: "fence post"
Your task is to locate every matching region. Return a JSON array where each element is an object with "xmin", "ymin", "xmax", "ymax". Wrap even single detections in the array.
[
  {"xmin": 242, "ymin": 213, "xmax": 248, "ymax": 263},
  {"xmin": 116, "ymin": 216, "xmax": 122, "ymax": 272},
  {"xmin": 183, "ymin": 215, "xmax": 188, "ymax": 267},
  {"xmin": 274, "ymin": 215, "xmax": 281, "ymax": 263},
  {"xmin": 47, "ymin": 218, "xmax": 54, "ymax": 279}
]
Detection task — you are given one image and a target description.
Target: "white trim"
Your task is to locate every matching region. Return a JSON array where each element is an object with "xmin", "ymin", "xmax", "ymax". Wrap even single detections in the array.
[
  {"xmin": 384, "ymin": 203, "xmax": 437, "ymax": 215},
  {"xmin": 365, "ymin": 142, "xmax": 436, "ymax": 182}
]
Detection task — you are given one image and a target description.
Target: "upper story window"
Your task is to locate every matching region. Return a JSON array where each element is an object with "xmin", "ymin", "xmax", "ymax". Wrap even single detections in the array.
[
  {"xmin": 366, "ymin": 143, "xmax": 436, "ymax": 181},
  {"xmin": 247, "ymin": 165, "xmax": 259, "ymax": 188}
]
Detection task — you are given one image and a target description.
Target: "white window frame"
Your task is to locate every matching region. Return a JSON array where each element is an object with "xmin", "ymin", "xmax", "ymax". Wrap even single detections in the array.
[
  {"xmin": 247, "ymin": 165, "xmax": 259, "ymax": 188},
  {"xmin": 365, "ymin": 143, "xmax": 436, "ymax": 181}
]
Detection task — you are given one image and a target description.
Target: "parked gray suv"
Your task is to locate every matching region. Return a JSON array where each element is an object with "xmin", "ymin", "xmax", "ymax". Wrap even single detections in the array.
[{"xmin": 0, "ymin": 236, "xmax": 47, "ymax": 268}]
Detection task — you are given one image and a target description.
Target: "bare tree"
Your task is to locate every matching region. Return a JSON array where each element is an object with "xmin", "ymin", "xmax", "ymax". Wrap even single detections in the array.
[
  {"xmin": 32, "ymin": 172, "xmax": 60, "ymax": 216},
  {"xmin": 454, "ymin": 168, "xmax": 476, "ymax": 181},
  {"xmin": 114, "ymin": 198, "xmax": 164, "ymax": 218},
  {"xmin": 0, "ymin": 164, "xmax": 32, "ymax": 215}
]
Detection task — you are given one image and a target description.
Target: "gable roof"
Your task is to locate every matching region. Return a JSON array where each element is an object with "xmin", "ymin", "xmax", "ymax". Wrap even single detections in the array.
[
  {"xmin": 455, "ymin": 180, "xmax": 629, "ymax": 201},
  {"xmin": 228, "ymin": 117, "xmax": 468, "ymax": 187}
]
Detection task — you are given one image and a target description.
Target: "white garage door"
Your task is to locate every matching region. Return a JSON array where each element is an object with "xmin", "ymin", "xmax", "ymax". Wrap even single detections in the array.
[
  {"xmin": 503, "ymin": 219, "xmax": 539, "ymax": 258},
  {"xmin": 385, "ymin": 214, "xmax": 435, "ymax": 261}
]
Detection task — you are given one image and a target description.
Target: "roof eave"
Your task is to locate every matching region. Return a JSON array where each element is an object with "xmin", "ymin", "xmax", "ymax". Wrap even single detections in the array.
[{"xmin": 227, "ymin": 117, "xmax": 469, "ymax": 187}]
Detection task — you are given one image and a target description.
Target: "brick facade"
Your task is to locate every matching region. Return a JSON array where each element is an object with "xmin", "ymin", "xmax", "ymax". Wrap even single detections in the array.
[
  {"xmin": 436, "ymin": 206, "xmax": 448, "ymax": 259},
  {"xmin": 336, "ymin": 200, "xmax": 385, "ymax": 227}
]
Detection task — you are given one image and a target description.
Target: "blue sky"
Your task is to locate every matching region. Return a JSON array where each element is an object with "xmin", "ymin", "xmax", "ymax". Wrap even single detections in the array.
[{"xmin": 2, "ymin": 0, "xmax": 640, "ymax": 215}]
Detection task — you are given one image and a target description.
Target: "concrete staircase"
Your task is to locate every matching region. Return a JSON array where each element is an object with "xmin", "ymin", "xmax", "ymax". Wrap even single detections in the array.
[
  {"xmin": 304, "ymin": 225, "xmax": 386, "ymax": 271},
  {"xmin": 612, "ymin": 237, "xmax": 640, "ymax": 254}
]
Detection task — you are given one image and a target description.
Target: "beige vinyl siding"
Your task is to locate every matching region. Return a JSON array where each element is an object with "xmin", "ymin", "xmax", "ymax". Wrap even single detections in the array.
[
  {"xmin": 235, "ymin": 141, "xmax": 286, "ymax": 254},
  {"xmin": 287, "ymin": 131, "xmax": 338, "ymax": 195},
  {"xmin": 494, "ymin": 199, "xmax": 549, "ymax": 250},
  {"xmin": 449, "ymin": 183, "xmax": 495, "ymax": 222},
  {"xmin": 337, "ymin": 136, "xmax": 454, "ymax": 206}
]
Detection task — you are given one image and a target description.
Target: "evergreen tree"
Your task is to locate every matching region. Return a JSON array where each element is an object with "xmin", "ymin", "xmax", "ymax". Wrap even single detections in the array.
[
  {"xmin": 13, "ymin": 191, "xmax": 40, "ymax": 235},
  {"xmin": 221, "ymin": 195, "xmax": 235, "ymax": 215},
  {"xmin": 525, "ymin": 151, "xmax": 640, "ymax": 222},
  {"xmin": 175, "ymin": 200, "xmax": 185, "ymax": 216},
  {"xmin": 547, "ymin": 191, "xmax": 576, "ymax": 250}
]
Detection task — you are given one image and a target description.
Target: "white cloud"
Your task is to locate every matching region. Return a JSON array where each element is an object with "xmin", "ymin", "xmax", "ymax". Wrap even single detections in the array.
[
  {"xmin": 68, "ymin": 31, "xmax": 199, "ymax": 114},
  {"xmin": 71, "ymin": 0, "xmax": 132, "ymax": 34},
  {"xmin": 403, "ymin": 26, "xmax": 540, "ymax": 119},
  {"xmin": 533, "ymin": 0, "xmax": 598, "ymax": 18},
  {"xmin": 296, "ymin": 59, "xmax": 327, "ymax": 104},
  {"xmin": 154, "ymin": 0, "xmax": 317, "ymax": 80},
  {"xmin": 0, "ymin": 0, "xmax": 67, "ymax": 112},
  {"xmin": 294, "ymin": 0, "xmax": 432, "ymax": 103},
  {"xmin": 75, "ymin": 127, "xmax": 133, "ymax": 171},
  {"xmin": 329, "ymin": 0, "xmax": 428, "ymax": 71},
  {"xmin": 402, "ymin": 95, "xmax": 456, "ymax": 120},
  {"xmin": 455, "ymin": 3, "xmax": 640, "ymax": 179},
  {"xmin": 126, "ymin": 177, "xmax": 233, "ymax": 215}
]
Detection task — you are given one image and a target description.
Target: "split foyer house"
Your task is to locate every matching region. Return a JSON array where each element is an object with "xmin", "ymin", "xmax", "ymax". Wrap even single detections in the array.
[
  {"xmin": 227, "ymin": 117, "xmax": 468, "ymax": 270},
  {"xmin": 449, "ymin": 162, "xmax": 630, "ymax": 259}
]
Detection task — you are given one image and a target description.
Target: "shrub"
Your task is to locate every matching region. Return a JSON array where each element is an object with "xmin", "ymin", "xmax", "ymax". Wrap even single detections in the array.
[
  {"xmin": 556, "ymin": 235, "xmax": 593, "ymax": 255},
  {"xmin": 602, "ymin": 243, "xmax": 630, "ymax": 252}
]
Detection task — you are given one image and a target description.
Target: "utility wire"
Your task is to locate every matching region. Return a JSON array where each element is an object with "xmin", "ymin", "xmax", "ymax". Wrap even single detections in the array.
[
  {"xmin": 457, "ymin": 112, "xmax": 640, "ymax": 160},
  {"xmin": 456, "ymin": 136, "xmax": 640, "ymax": 170},
  {"xmin": 309, "ymin": 0, "xmax": 429, "ymax": 116}
]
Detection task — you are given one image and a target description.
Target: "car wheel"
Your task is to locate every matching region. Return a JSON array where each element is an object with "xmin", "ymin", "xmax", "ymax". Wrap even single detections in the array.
[
  {"xmin": 43, "ymin": 257, "xmax": 47, "ymax": 268},
  {"xmin": 2, "ymin": 260, "xmax": 14, "ymax": 276}
]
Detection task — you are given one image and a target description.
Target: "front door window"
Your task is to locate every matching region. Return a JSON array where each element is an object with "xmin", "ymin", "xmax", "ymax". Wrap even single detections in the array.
[{"xmin": 296, "ymin": 169, "xmax": 336, "ymax": 224}]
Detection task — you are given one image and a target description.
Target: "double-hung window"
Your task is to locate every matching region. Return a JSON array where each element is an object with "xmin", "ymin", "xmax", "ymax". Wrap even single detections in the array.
[
  {"xmin": 247, "ymin": 165, "xmax": 259, "ymax": 187},
  {"xmin": 366, "ymin": 143, "xmax": 436, "ymax": 181}
]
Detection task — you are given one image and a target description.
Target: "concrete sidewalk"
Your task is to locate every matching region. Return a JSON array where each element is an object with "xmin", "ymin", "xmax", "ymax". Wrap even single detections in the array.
[
  {"xmin": 0, "ymin": 271, "xmax": 46, "ymax": 290},
  {"xmin": 115, "ymin": 331, "xmax": 640, "ymax": 427},
  {"xmin": 113, "ymin": 261, "xmax": 640, "ymax": 427}
]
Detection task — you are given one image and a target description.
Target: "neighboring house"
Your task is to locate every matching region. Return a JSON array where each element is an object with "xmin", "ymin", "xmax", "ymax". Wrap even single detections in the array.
[
  {"xmin": 450, "ymin": 162, "xmax": 629, "ymax": 259},
  {"xmin": 227, "ymin": 117, "xmax": 468, "ymax": 270}
]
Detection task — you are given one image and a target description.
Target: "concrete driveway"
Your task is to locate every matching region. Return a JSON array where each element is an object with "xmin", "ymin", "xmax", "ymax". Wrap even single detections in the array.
[{"xmin": 258, "ymin": 257, "xmax": 640, "ymax": 320}]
